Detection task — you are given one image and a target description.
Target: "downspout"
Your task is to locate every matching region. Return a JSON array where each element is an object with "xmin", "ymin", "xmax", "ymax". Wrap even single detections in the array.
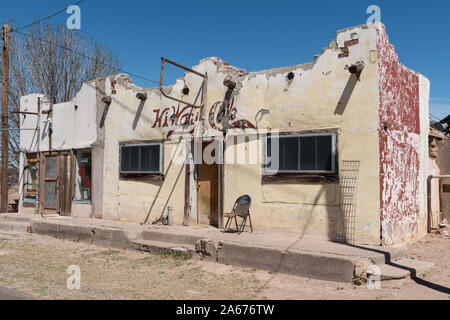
[{"xmin": 427, "ymin": 175, "xmax": 450, "ymax": 233}]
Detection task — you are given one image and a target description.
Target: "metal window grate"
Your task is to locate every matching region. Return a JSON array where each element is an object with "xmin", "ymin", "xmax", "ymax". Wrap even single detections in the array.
[{"xmin": 335, "ymin": 160, "xmax": 360, "ymax": 245}]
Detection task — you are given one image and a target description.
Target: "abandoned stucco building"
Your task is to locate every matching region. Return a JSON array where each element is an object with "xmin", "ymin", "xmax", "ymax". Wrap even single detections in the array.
[{"xmin": 18, "ymin": 23, "xmax": 438, "ymax": 246}]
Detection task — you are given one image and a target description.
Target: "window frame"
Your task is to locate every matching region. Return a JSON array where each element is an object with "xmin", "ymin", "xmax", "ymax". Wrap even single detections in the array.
[
  {"xmin": 263, "ymin": 131, "xmax": 338, "ymax": 177},
  {"xmin": 74, "ymin": 149, "xmax": 93, "ymax": 203},
  {"xmin": 119, "ymin": 141, "xmax": 164, "ymax": 176}
]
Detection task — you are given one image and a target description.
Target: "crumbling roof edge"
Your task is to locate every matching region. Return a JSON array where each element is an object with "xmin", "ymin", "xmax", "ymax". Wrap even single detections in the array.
[{"xmin": 87, "ymin": 23, "xmax": 392, "ymax": 92}]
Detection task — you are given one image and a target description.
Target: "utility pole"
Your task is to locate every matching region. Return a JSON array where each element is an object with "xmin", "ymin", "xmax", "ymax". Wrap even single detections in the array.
[{"xmin": 1, "ymin": 24, "xmax": 10, "ymax": 213}]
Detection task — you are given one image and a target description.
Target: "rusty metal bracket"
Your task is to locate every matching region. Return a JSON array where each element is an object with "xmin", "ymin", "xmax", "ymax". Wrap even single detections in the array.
[{"xmin": 160, "ymin": 57, "xmax": 207, "ymax": 109}]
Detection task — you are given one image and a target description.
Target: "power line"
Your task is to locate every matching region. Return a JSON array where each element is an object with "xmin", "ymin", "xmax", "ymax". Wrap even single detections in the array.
[
  {"xmin": 8, "ymin": 0, "xmax": 167, "ymax": 86},
  {"xmin": 14, "ymin": 29, "xmax": 163, "ymax": 86},
  {"xmin": 12, "ymin": 0, "xmax": 87, "ymax": 33},
  {"xmin": 431, "ymin": 113, "xmax": 443, "ymax": 122}
]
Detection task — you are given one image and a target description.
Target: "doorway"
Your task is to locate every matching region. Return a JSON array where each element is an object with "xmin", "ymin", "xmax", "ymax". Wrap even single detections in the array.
[
  {"xmin": 41, "ymin": 153, "xmax": 59, "ymax": 215},
  {"xmin": 40, "ymin": 152, "xmax": 72, "ymax": 216},
  {"xmin": 197, "ymin": 142, "xmax": 220, "ymax": 227}
]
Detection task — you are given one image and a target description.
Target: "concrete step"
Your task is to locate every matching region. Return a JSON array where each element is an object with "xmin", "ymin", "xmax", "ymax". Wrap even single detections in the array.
[
  {"xmin": 0, "ymin": 214, "xmax": 34, "ymax": 223},
  {"xmin": 31, "ymin": 221, "xmax": 133, "ymax": 250},
  {"xmin": 368, "ymin": 258, "xmax": 435, "ymax": 281},
  {"xmin": 0, "ymin": 221, "xmax": 31, "ymax": 233},
  {"xmin": 0, "ymin": 215, "xmax": 412, "ymax": 284},
  {"xmin": 141, "ymin": 229, "xmax": 203, "ymax": 246},
  {"xmin": 131, "ymin": 239, "xmax": 195, "ymax": 258},
  {"xmin": 201, "ymin": 239, "xmax": 356, "ymax": 283}
]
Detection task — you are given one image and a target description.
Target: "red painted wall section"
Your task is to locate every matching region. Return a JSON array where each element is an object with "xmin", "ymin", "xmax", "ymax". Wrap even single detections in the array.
[{"xmin": 377, "ymin": 25, "xmax": 421, "ymax": 246}]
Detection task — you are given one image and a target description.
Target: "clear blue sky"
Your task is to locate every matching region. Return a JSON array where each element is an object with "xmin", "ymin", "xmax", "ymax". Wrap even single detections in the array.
[{"xmin": 1, "ymin": 0, "xmax": 448, "ymax": 120}]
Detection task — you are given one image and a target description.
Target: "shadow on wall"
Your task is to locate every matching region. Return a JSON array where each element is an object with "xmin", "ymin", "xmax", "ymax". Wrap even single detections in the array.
[
  {"xmin": 99, "ymin": 104, "xmax": 109, "ymax": 129},
  {"xmin": 139, "ymin": 86, "xmax": 205, "ymax": 224},
  {"xmin": 335, "ymin": 74, "xmax": 359, "ymax": 115},
  {"xmin": 265, "ymin": 161, "xmax": 359, "ymax": 244},
  {"xmin": 91, "ymin": 75, "xmax": 204, "ymax": 132},
  {"xmin": 132, "ymin": 100, "xmax": 145, "ymax": 130},
  {"xmin": 141, "ymin": 138, "xmax": 189, "ymax": 225},
  {"xmin": 129, "ymin": 79, "xmax": 205, "ymax": 132},
  {"xmin": 86, "ymin": 77, "xmax": 205, "ymax": 223}
]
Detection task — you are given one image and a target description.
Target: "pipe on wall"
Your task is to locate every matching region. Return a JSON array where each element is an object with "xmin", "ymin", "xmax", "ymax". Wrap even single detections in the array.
[{"xmin": 427, "ymin": 175, "xmax": 450, "ymax": 233}]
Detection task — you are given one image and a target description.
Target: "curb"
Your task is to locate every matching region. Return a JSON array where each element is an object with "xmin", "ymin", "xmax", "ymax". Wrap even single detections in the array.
[
  {"xmin": 0, "ymin": 214, "xmax": 413, "ymax": 284},
  {"xmin": 30, "ymin": 221, "xmax": 132, "ymax": 250}
]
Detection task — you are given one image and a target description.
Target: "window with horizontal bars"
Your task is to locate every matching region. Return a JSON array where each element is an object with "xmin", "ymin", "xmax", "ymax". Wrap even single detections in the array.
[
  {"xmin": 120, "ymin": 143, "xmax": 162, "ymax": 174},
  {"xmin": 264, "ymin": 134, "xmax": 336, "ymax": 174}
]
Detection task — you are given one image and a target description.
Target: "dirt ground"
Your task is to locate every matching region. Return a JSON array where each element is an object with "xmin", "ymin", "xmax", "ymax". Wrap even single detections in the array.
[{"xmin": 0, "ymin": 231, "xmax": 448, "ymax": 300}]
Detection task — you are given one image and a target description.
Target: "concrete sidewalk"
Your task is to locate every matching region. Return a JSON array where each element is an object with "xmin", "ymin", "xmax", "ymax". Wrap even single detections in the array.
[{"xmin": 0, "ymin": 213, "xmax": 433, "ymax": 283}]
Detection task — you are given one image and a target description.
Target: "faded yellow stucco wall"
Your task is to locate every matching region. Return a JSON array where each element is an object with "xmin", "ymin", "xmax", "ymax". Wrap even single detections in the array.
[
  {"xmin": 222, "ymin": 26, "xmax": 381, "ymax": 244},
  {"xmin": 99, "ymin": 24, "xmax": 382, "ymax": 245},
  {"xmin": 101, "ymin": 86, "xmax": 187, "ymax": 224}
]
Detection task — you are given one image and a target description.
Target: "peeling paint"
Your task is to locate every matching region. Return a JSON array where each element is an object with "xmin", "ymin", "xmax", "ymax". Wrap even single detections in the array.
[{"xmin": 377, "ymin": 24, "xmax": 422, "ymax": 246}]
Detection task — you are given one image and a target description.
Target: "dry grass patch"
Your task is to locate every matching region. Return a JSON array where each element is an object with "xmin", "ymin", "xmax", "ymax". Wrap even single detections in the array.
[{"xmin": 0, "ymin": 234, "xmax": 261, "ymax": 300}]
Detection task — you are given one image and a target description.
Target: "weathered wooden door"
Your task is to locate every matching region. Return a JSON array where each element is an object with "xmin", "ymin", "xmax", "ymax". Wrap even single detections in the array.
[
  {"xmin": 58, "ymin": 153, "xmax": 72, "ymax": 216},
  {"xmin": 41, "ymin": 153, "xmax": 59, "ymax": 215},
  {"xmin": 197, "ymin": 143, "xmax": 219, "ymax": 227}
]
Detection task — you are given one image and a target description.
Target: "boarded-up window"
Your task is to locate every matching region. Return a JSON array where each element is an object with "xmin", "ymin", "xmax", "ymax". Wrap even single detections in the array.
[
  {"xmin": 120, "ymin": 143, "xmax": 162, "ymax": 174},
  {"xmin": 264, "ymin": 134, "xmax": 336, "ymax": 174}
]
